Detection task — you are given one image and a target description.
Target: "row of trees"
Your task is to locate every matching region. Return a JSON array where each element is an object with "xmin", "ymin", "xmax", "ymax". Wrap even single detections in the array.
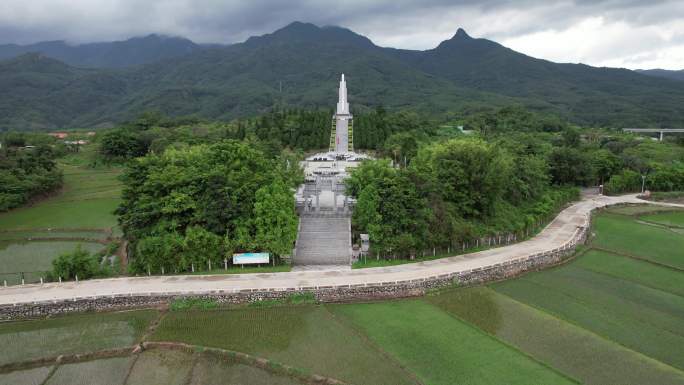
[{"xmin": 117, "ymin": 140, "xmax": 300, "ymax": 273}]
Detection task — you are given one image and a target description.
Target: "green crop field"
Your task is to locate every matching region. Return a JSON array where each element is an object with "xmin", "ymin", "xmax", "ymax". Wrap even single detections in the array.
[
  {"xmin": 151, "ymin": 306, "xmax": 414, "ymax": 385},
  {"xmin": 591, "ymin": 213, "xmax": 684, "ymax": 269},
  {"xmin": 0, "ymin": 152, "xmax": 123, "ymax": 284},
  {"xmin": 330, "ymin": 300, "xmax": 576, "ymax": 385},
  {"xmin": 0, "ymin": 310, "xmax": 156, "ymax": 365},
  {"xmin": 573, "ymin": 249, "xmax": 684, "ymax": 297},
  {"xmin": 0, "ymin": 240, "xmax": 104, "ymax": 283},
  {"xmin": 0, "ymin": 164, "xmax": 122, "ymax": 231},
  {"xmin": 641, "ymin": 211, "xmax": 684, "ymax": 228},
  {"xmin": 125, "ymin": 349, "xmax": 193, "ymax": 385},
  {"xmin": 604, "ymin": 204, "xmax": 680, "ymax": 216},
  {"xmin": 0, "ymin": 367, "xmax": 52, "ymax": 385},
  {"xmin": 45, "ymin": 356, "xmax": 135, "ymax": 385},
  {"xmin": 429, "ymin": 287, "xmax": 684, "ymax": 385},
  {"xmin": 189, "ymin": 354, "xmax": 302, "ymax": 385}
]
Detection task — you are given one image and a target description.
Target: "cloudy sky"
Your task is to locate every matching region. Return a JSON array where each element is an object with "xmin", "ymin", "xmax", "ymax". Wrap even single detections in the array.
[{"xmin": 0, "ymin": 0, "xmax": 682, "ymax": 70}]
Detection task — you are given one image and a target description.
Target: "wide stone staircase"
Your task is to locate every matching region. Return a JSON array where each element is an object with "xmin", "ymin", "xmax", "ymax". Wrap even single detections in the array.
[{"xmin": 294, "ymin": 213, "xmax": 352, "ymax": 266}]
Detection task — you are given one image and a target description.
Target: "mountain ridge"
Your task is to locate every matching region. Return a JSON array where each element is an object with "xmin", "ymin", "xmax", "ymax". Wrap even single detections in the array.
[{"xmin": 1, "ymin": 22, "xmax": 683, "ymax": 130}]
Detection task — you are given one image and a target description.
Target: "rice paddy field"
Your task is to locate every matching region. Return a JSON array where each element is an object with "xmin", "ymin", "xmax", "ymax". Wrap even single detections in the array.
[{"xmin": 0, "ymin": 204, "xmax": 683, "ymax": 384}]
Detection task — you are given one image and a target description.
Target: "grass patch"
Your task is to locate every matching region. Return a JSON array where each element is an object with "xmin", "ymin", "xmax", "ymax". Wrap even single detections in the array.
[
  {"xmin": 0, "ymin": 310, "xmax": 157, "ymax": 365},
  {"xmin": 186, "ymin": 265, "xmax": 291, "ymax": 275},
  {"xmin": 429, "ymin": 286, "xmax": 684, "ymax": 385},
  {"xmin": 151, "ymin": 306, "xmax": 414, "ymax": 385},
  {"xmin": 330, "ymin": 300, "xmax": 576, "ymax": 385},
  {"xmin": 592, "ymin": 213, "xmax": 684, "ymax": 269},
  {"xmin": 45, "ymin": 356, "xmax": 135, "ymax": 385},
  {"xmin": 353, "ymin": 247, "xmax": 489, "ymax": 269},
  {"xmin": 493, "ymin": 266, "xmax": 684, "ymax": 371},
  {"xmin": 249, "ymin": 292, "xmax": 317, "ymax": 308},
  {"xmin": 170, "ymin": 298, "xmax": 219, "ymax": 311}
]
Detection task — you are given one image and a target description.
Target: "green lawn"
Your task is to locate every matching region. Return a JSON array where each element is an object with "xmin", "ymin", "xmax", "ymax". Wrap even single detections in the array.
[
  {"xmin": 330, "ymin": 300, "xmax": 576, "ymax": 385},
  {"xmin": 592, "ymin": 213, "xmax": 684, "ymax": 269},
  {"xmin": 0, "ymin": 310, "xmax": 156, "ymax": 365},
  {"xmin": 429, "ymin": 287, "xmax": 684, "ymax": 385},
  {"xmin": 151, "ymin": 306, "xmax": 414, "ymax": 385}
]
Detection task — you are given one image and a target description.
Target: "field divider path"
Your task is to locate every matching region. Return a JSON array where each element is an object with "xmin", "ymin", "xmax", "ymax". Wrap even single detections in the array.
[{"xmin": 0, "ymin": 194, "xmax": 673, "ymax": 307}]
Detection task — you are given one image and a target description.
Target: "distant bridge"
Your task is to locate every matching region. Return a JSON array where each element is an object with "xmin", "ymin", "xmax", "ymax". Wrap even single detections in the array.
[{"xmin": 623, "ymin": 128, "xmax": 684, "ymax": 141}]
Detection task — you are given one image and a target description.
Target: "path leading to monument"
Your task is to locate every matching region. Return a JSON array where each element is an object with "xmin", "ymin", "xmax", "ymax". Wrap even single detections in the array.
[
  {"xmin": 293, "ymin": 213, "xmax": 352, "ymax": 266},
  {"xmin": 0, "ymin": 194, "xmax": 659, "ymax": 306}
]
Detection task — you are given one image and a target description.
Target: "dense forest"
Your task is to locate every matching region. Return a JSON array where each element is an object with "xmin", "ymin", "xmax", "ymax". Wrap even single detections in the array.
[{"xmin": 116, "ymin": 140, "xmax": 301, "ymax": 274}]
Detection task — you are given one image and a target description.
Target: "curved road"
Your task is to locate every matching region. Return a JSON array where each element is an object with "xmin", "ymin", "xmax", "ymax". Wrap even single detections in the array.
[{"xmin": 0, "ymin": 194, "xmax": 661, "ymax": 306}]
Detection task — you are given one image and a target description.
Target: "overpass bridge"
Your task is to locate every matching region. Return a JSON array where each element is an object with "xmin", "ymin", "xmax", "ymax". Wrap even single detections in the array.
[{"xmin": 623, "ymin": 128, "xmax": 684, "ymax": 141}]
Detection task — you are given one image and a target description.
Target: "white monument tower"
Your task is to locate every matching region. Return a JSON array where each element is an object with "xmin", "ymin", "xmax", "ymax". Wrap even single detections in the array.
[{"xmin": 330, "ymin": 74, "xmax": 353, "ymax": 154}]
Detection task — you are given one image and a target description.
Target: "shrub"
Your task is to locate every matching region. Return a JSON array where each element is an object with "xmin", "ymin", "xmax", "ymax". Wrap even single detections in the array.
[{"xmin": 50, "ymin": 245, "xmax": 102, "ymax": 280}]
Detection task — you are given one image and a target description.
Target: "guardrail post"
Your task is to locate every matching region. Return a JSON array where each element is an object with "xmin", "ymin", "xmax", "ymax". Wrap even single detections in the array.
[
  {"xmin": 59, "ymin": 276, "xmax": 62, "ymax": 283},
  {"xmin": 224, "ymin": 258, "xmax": 228, "ymax": 270},
  {"xmin": 21, "ymin": 278, "xmax": 24, "ymax": 285},
  {"xmin": 75, "ymin": 275, "xmax": 78, "ymax": 283},
  {"xmin": 3, "ymin": 280, "xmax": 6, "ymax": 287},
  {"xmin": 161, "ymin": 266, "xmax": 165, "ymax": 275},
  {"xmin": 40, "ymin": 277, "xmax": 43, "ymax": 285},
  {"xmin": 191, "ymin": 263, "xmax": 195, "ymax": 273},
  {"xmin": 208, "ymin": 260, "xmax": 212, "ymax": 271}
]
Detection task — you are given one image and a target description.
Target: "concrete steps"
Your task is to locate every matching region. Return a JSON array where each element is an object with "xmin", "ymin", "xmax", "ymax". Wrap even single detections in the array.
[{"xmin": 294, "ymin": 215, "xmax": 351, "ymax": 266}]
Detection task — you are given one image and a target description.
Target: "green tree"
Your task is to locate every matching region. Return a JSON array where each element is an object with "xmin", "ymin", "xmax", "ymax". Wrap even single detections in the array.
[
  {"xmin": 253, "ymin": 179, "xmax": 298, "ymax": 256},
  {"xmin": 51, "ymin": 245, "xmax": 101, "ymax": 280},
  {"xmin": 412, "ymin": 138, "xmax": 512, "ymax": 218},
  {"xmin": 548, "ymin": 147, "xmax": 592, "ymax": 186}
]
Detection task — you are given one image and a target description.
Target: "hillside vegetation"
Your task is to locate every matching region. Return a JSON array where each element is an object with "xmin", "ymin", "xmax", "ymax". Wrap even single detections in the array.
[{"xmin": 2, "ymin": 22, "xmax": 684, "ymax": 130}]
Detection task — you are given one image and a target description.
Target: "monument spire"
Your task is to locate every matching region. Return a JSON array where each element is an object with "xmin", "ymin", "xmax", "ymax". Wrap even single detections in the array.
[{"xmin": 336, "ymin": 73, "xmax": 349, "ymax": 115}]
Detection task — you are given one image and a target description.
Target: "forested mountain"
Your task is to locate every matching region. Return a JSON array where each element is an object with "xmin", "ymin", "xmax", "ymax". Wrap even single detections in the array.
[
  {"xmin": 0, "ymin": 34, "xmax": 200, "ymax": 68},
  {"xmin": 1, "ymin": 22, "xmax": 684, "ymax": 130},
  {"xmin": 637, "ymin": 69, "xmax": 684, "ymax": 82}
]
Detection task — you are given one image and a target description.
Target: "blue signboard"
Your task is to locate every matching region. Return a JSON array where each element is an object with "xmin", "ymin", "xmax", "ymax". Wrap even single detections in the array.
[{"xmin": 233, "ymin": 252, "xmax": 270, "ymax": 265}]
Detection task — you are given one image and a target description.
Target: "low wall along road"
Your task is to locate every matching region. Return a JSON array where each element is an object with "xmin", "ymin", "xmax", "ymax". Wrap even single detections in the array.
[{"xmin": 0, "ymin": 194, "xmax": 659, "ymax": 320}]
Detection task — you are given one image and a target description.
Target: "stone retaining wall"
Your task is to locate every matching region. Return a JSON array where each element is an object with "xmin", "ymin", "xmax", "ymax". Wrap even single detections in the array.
[{"xmin": 0, "ymin": 213, "xmax": 590, "ymax": 321}]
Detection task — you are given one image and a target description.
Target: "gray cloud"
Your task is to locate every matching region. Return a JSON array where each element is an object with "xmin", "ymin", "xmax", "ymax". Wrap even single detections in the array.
[{"xmin": 0, "ymin": 0, "xmax": 682, "ymax": 69}]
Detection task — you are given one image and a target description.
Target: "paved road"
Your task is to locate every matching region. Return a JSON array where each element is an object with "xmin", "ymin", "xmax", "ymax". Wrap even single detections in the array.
[{"xmin": 0, "ymin": 194, "xmax": 657, "ymax": 306}]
